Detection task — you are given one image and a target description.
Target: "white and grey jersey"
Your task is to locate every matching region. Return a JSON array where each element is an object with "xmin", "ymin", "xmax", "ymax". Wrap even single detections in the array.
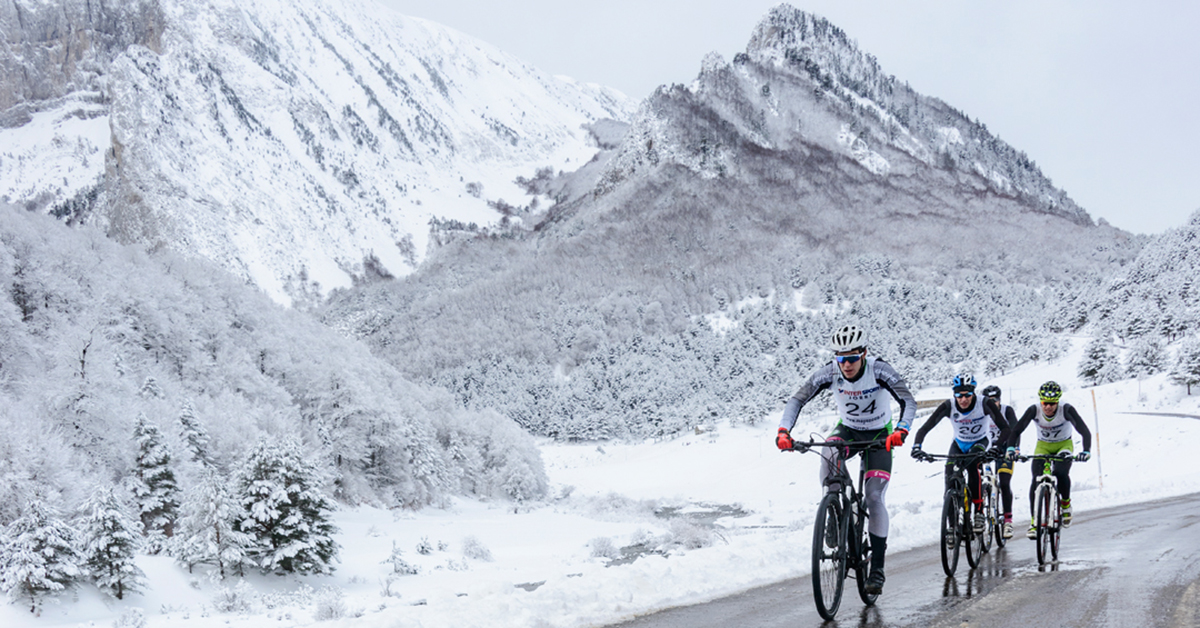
[
  {"xmin": 778, "ymin": 356, "xmax": 917, "ymax": 433},
  {"xmin": 913, "ymin": 397, "xmax": 1010, "ymax": 449},
  {"xmin": 1035, "ymin": 403, "xmax": 1071, "ymax": 442},
  {"xmin": 1009, "ymin": 402, "xmax": 1093, "ymax": 451},
  {"xmin": 949, "ymin": 399, "xmax": 990, "ymax": 443}
]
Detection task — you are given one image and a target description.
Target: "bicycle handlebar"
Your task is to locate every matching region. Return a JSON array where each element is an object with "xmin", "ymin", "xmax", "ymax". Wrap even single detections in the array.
[
  {"xmin": 916, "ymin": 450, "xmax": 1001, "ymax": 464},
  {"xmin": 786, "ymin": 439, "xmax": 886, "ymax": 453},
  {"xmin": 1015, "ymin": 452, "xmax": 1083, "ymax": 462},
  {"xmin": 917, "ymin": 451, "xmax": 999, "ymax": 461}
]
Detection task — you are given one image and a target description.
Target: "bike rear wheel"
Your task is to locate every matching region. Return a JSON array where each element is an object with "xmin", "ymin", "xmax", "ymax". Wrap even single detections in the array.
[
  {"xmin": 812, "ymin": 492, "xmax": 847, "ymax": 619},
  {"xmin": 940, "ymin": 490, "xmax": 960, "ymax": 576},
  {"xmin": 852, "ymin": 501, "xmax": 878, "ymax": 606},
  {"xmin": 1035, "ymin": 484, "xmax": 1053, "ymax": 565}
]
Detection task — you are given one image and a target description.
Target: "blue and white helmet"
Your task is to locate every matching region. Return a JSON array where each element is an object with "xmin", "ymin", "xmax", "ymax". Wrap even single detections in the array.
[{"xmin": 952, "ymin": 373, "xmax": 976, "ymax": 393}]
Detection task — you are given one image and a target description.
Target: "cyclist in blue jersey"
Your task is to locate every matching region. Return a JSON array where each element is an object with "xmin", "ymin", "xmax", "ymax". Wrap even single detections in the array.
[
  {"xmin": 911, "ymin": 375, "xmax": 1010, "ymax": 533},
  {"xmin": 776, "ymin": 324, "xmax": 917, "ymax": 595}
]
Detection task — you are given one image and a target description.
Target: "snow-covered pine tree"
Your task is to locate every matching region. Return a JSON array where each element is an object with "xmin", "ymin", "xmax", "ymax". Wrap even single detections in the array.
[
  {"xmin": 130, "ymin": 414, "xmax": 180, "ymax": 551},
  {"xmin": 1125, "ymin": 336, "xmax": 1165, "ymax": 377},
  {"xmin": 236, "ymin": 440, "xmax": 339, "ymax": 575},
  {"xmin": 78, "ymin": 488, "xmax": 145, "ymax": 599},
  {"xmin": 1169, "ymin": 336, "xmax": 1200, "ymax": 395},
  {"xmin": 173, "ymin": 472, "xmax": 254, "ymax": 579},
  {"xmin": 0, "ymin": 502, "xmax": 82, "ymax": 613},
  {"xmin": 138, "ymin": 376, "xmax": 163, "ymax": 399},
  {"xmin": 1078, "ymin": 336, "xmax": 1118, "ymax": 386},
  {"xmin": 176, "ymin": 400, "xmax": 212, "ymax": 467}
]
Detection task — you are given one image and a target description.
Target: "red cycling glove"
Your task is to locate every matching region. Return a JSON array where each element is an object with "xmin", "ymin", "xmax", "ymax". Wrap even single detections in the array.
[
  {"xmin": 776, "ymin": 428, "xmax": 794, "ymax": 450},
  {"xmin": 885, "ymin": 428, "xmax": 908, "ymax": 452}
]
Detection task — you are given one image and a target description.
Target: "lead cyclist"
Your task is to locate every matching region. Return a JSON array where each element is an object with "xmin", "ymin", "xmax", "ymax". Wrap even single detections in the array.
[{"xmin": 775, "ymin": 323, "xmax": 917, "ymax": 595}]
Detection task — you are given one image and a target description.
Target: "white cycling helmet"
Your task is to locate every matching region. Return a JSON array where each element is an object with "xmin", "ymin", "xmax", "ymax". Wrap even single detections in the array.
[{"xmin": 829, "ymin": 324, "xmax": 868, "ymax": 352}]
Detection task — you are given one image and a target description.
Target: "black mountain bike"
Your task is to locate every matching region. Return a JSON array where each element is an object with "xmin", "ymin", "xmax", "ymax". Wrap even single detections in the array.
[
  {"xmin": 918, "ymin": 449, "xmax": 996, "ymax": 575},
  {"xmin": 1016, "ymin": 452, "xmax": 1080, "ymax": 565},
  {"xmin": 788, "ymin": 439, "xmax": 883, "ymax": 620}
]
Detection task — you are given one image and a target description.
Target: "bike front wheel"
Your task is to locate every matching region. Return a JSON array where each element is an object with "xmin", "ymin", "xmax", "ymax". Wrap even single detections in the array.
[
  {"xmin": 812, "ymin": 492, "xmax": 847, "ymax": 619},
  {"xmin": 1035, "ymin": 483, "xmax": 1053, "ymax": 565},
  {"xmin": 1049, "ymin": 491, "xmax": 1061, "ymax": 561},
  {"xmin": 940, "ymin": 489, "xmax": 961, "ymax": 576}
]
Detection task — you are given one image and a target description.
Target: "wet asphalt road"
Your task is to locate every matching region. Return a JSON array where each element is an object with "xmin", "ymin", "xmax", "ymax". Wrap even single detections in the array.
[{"xmin": 605, "ymin": 492, "xmax": 1200, "ymax": 628}]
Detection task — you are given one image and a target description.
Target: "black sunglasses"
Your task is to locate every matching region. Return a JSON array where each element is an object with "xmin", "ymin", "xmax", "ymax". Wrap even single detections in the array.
[{"xmin": 954, "ymin": 392, "xmax": 974, "ymax": 398}]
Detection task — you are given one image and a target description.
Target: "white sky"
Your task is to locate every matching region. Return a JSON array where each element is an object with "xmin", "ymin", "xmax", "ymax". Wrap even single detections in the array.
[{"xmin": 378, "ymin": 0, "xmax": 1200, "ymax": 236}]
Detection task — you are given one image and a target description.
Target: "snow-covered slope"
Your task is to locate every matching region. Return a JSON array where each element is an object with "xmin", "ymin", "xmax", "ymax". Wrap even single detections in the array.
[
  {"xmin": 0, "ymin": 0, "xmax": 634, "ymax": 303},
  {"xmin": 6, "ymin": 340, "xmax": 1200, "ymax": 628},
  {"xmin": 1096, "ymin": 208, "xmax": 1200, "ymax": 340}
]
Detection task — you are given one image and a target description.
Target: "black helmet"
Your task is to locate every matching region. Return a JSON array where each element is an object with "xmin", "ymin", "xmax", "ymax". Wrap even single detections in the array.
[{"xmin": 981, "ymin": 385, "xmax": 1001, "ymax": 400}]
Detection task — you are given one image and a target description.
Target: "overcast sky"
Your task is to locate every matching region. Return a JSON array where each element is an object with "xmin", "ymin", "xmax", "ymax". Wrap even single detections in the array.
[{"xmin": 379, "ymin": 0, "xmax": 1199, "ymax": 235}]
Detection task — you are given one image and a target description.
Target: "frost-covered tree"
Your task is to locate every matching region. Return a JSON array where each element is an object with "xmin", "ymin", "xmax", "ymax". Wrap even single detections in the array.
[
  {"xmin": 176, "ymin": 400, "xmax": 212, "ymax": 467},
  {"xmin": 0, "ymin": 502, "xmax": 82, "ymax": 613},
  {"xmin": 173, "ymin": 472, "xmax": 254, "ymax": 579},
  {"xmin": 1078, "ymin": 337, "xmax": 1120, "ymax": 386},
  {"xmin": 1170, "ymin": 336, "xmax": 1200, "ymax": 395},
  {"xmin": 130, "ymin": 414, "xmax": 180, "ymax": 549},
  {"xmin": 138, "ymin": 376, "xmax": 163, "ymax": 400},
  {"xmin": 1125, "ymin": 336, "xmax": 1165, "ymax": 377},
  {"xmin": 78, "ymin": 488, "xmax": 144, "ymax": 599},
  {"xmin": 236, "ymin": 440, "xmax": 339, "ymax": 574}
]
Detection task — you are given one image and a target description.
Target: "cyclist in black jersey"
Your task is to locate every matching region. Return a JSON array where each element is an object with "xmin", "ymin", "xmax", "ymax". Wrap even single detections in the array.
[
  {"xmin": 981, "ymin": 385, "xmax": 1019, "ymax": 539},
  {"xmin": 1006, "ymin": 381, "xmax": 1092, "ymax": 538},
  {"xmin": 911, "ymin": 375, "xmax": 1010, "ymax": 533}
]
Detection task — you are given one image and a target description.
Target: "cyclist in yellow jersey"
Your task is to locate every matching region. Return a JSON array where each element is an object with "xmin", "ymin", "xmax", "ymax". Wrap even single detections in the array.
[{"xmin": 1006, "ymin": 381, "xmax": 1092, "ymax": 539}]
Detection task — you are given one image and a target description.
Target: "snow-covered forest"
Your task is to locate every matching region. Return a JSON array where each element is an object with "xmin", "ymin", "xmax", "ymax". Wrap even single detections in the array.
[
  {"xmin": 0, "ymin": 207, "xmax": 547, "ymax": 612},
  {"xmin": 3, "ymin": 0, "xmax": 1200, "ymax": 623}
]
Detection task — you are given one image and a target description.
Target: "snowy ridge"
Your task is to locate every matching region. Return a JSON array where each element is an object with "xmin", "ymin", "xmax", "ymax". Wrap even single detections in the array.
[
  {"xmin": 598, "ymin": 5, "xmax": 1087, "ymax": 225},
  {"xmin": 0, "ymin": 0, "xmax": 634, "ymax": 303}
]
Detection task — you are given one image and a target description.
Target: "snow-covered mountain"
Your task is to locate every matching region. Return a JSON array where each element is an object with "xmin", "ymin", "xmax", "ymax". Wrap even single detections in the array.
[
  {"xmin": 594, "ymin": 7, "xmax": 1090, "ymax": 225},
  {"xmin": 320, "ymin": 5, "xmax": 1141, "ymax": 438},
  {"xmin": 0, "ymin": 0, "xmax": 633, "ymax": 303}
]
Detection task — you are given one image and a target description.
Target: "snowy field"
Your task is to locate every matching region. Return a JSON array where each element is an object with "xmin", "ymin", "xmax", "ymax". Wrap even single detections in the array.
[{"xmin": 6, "ymin": 339, "xmax": 1200, "ymax": 628}]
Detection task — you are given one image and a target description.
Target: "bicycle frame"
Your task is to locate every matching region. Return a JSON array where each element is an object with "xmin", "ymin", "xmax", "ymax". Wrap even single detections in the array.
[
  {"xmin": 1016, "ymin": 452, "xmax": 1073, "ymax": 565},
  {"xmin": 788, "ymin": 439, "xmax": 884, "ymax": 620},
  {"xmin": 920, "ymin": 450, "xmax": 996, "ymax": 574}
]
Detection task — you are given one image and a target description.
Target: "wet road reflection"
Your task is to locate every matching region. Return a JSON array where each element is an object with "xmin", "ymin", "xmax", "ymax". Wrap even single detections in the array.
[{"xmin": 608, "ymin": 493, "xmax": 1200, "ymax": 628}]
